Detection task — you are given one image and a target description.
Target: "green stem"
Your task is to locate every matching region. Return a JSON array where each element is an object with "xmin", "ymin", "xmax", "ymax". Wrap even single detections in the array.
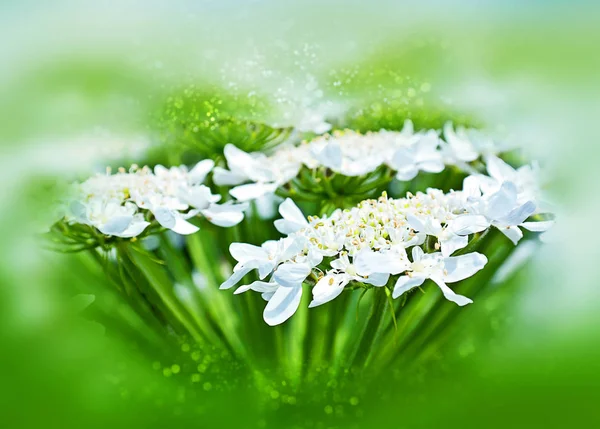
[
  {"xmin": 123, "ymin": 243, "xmax": 205, "ymax": 343},
  {"xmin": 351, "ymin": 287, "xmax": 389, "ymax": 368}
]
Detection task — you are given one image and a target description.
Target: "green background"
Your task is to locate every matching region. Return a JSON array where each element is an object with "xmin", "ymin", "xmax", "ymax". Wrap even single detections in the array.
[{"xmin": 1, "ymin": 1, "xmax": 599, "ymax": 427}]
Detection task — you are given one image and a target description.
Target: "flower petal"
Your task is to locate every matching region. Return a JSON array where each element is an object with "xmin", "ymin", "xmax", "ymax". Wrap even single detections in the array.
[
  {"xmin": 362, "ymin": 272, "xmax": 390, "ymax": 287},
  {"xmin": 498, "ymin": 224, "xmax": 523, "ymax": 245},
  {"xmin": 485, "ymin": 155, "xmax": 516, "ymax": 183},
  {"xmin": 229, "ymin": 243, "xmax": 267, "ymax": 263},
  {"xmin": 220, "ymin": 266, "xmax": 253, "ymax": 290},
  {"xmin": 450, "ymin": 215, "xmax": 490, "ymax": 236},
  {"xmin": 188, "ymin": 159, "xmax": 215, "ymax": 184},
  {"xmin": 440, "ymin": 233, "xmax": 468, "ymax": 257},
  {"xmin": 521, "ymin": 220, "xmax": 554, "ymax": 232},
  {"xmin": 153, "ymin": 207, "xmax": 176, "ymax": 229},
  {"xmin": 120, "ymin": 220, "xmax": 151, "ymax": 238},
  {"xmin": 443, "ymin": 252, "xmax": 487, "ymax": 283},
  {"xmin": 274, "ymin": 198, "xmax": 308, "ymax": 234},
  {"xmin": 212, "ymin": 166, "xmax": 248, "ymax": 186},
  {"xmin": 98, "ymin": 215, "xmax": 132, "ymax": 236},
  {"xmin": 202, "ymin": 204, "xmax": 247, "ymax": 227},
  {"xmin": 272, "ymin": 263, "xmax": 311, "ymax": 288},
  {"xmin": 354, "ymin": 248, "xmax": 409, "ymax": 276},
  {"xmin": 312, "ymin": 141, "xmax": 342, "ymax": 171},
  {"xmin": 235, "ymin": 281, "xmax": 279, "ymax": 295},
  {"xmin": 171, "ymin": 217, "xmax": 200, "ymax": 235},
  {"xmin": 230, "ymin": 182, "xmax": 278, "ymax": 201},
  {"xmin": 263, "ymin": 285, "xmax": 303, "ymax": 326},
  {"xmin": 431, "ymin": 276, "xmax": 473, "ymax": 306},
  {"xmin": 392, "ymin": 275, "xmax": 426, "ymax": 299},
  {"xmin": 309, "ymin": 274, "xmax": 348, "ymax": 308},
  {"xmin": 498, "ymin": 201, "xmax": 536, "ymax": 226}
]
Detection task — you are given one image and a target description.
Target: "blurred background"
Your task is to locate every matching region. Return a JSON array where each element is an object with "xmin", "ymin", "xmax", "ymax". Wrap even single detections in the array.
[{"xmin": 1, "ymin": 1, "xmax": 599, "ymax": 427}]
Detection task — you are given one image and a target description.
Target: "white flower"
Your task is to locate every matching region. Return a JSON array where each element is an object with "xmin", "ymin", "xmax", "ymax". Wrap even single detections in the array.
[
  {"xmin": 294, "ymin": 109, "xmax": 332, "ymax": 134},
  {"xmin": 309, "ymin": 272, "xmax": 349, "ymax": 308},
  {"xmin": 215, "ymin": 144, "xmax": 301, "ymax": 202},
  {"xmin": 213, "ymin": 144, "xmax": 275, "ymax": 186},
  {"xmin": 407, "ymin": 213, "xmax": 468, "ymax": 257},
  {"xmin": 481, "ymin": 155, "xmax": 546, "ymax": 209},
  {"xmin": 62, "ymin": 159, "xmax": 246, "ymax": 238},
  {"xmin": 274, "ymin": 198, "xmax": 309, "ymax": 234},
  {"xmin": 222, "ymin": 187, "xmax": 528, "ymax": 324},
  {"xmin": 220, "ymin": 236, "xmax": 306, "ymax": 290},
  {"xmin": 442, "ymin": 122, "xmax": 512, "ymax": 168},
  {"xmin": 451, "ymin": 178, "xmax": 550, "ymax": 244},
  {"xmin": 309, "ymin": 131, "xmax": 386, "ymax": 177},
  {"xmin": 330, "ymin": 253, "xmax": 390, "ymax": 287},
  {"xmin": 392, "ymin": 247, "xmax": 487, "ymax": 306},
  {"xmin": 389, "ymin": 130, "xmax": 445, "ymax": 181},
  {"xmin": 69, "ymin": 199, "xmax": 150, "ymax": 238},
  {"xmin": 442, "ymin": 122, "xmax": 480, "ymax": 163},
  {"xmin": 213, "ymin": 123, "xmax": 538, "ymax": 205}
]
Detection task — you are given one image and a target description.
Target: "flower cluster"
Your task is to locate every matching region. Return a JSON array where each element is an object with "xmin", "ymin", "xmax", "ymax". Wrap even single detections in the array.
[
  {"xmin": 213, "ymin": 121, "xmax": 512, "ymax": 202},
  {"xmin": 61, "ymin": 160, "xmax": 247, "ymax": 238},
  {"xmin": 221, "ymin": 158, "xmax": 553, "ymax": 326}
]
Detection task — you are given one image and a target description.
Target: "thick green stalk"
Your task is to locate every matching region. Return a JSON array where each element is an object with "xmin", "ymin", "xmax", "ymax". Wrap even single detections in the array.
[
  {"xmin": 186, "ymin": 233, "xmax": 249, "ymax": 359},
  {"xmin": 124, "ymin": 243, "xmax": 205, "ymax": 343}
]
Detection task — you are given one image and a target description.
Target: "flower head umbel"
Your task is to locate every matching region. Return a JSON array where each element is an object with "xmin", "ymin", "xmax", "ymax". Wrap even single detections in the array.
[
  {"xmin": 221, "ymin": 159, "xmax": 553, "ymax": 325},
  {"xmin": 214, "ymin": 121, "xmax": 514, "ymax": 205},
  {"xmin": 52, "ymin": 160, "xmax": 247, "ymax": 249}
]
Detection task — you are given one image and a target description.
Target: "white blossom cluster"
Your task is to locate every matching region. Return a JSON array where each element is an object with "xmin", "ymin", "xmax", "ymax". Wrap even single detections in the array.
[
  {"xmin": 213, "ymin": 121, "xmax": 513, "ymax": 202},
  {"xmin": 221, "ymin": 158, "xmax": 553, "ymax": 326},
  {"xmin": 62, "ymin": 160, "xmax": 247, "ymax": 238}
]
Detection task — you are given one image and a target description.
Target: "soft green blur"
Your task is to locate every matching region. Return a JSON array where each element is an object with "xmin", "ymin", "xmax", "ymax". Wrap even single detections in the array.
[{"xmin": 1, "ymin": 1, "xmax": 599, "ymax": 428}]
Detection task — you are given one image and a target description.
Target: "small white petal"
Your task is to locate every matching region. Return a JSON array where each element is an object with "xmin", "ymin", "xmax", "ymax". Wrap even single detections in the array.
[
  {"xmin": 220, "ymin": 266, "xmax": 252, "ymax": 290},
  {"xmin": 486, "ymin": 181, "xmax": 518, "ymax": 220},
  {"xmin": 499, "ymin": 201, "xmax": 536, "ymax": 226},
  {"xmin": 362, "ymin": 272, "xmax": 390, "ymax": 287},
  {"xmin": 485, "ymin": 155, "xmax": 516, "ymax": 183},
  {"xmin": 450, "ymin": 215, "xmax": 490, "ymax": 236},
  {"xmin": 443, "ymin": 122, "xmax": 478, "ymax": 162},
  {"xmin": 263, "ymin": 285, "xmax": 303, "ymax": 326},
  {"xmin": 272, "ymin": 263, "xmax": 311, "ymax": 288},
  {"xmin": 229, "ymin": 243, "xmax": 267, "ymax": 263},
  {"xmin": 521, "ymin": 220, "xmax": 554, "ymax": 232},
  {"xmin": 261, "ymin": 291, "xmax": 275, "ymax": 302},
  {"xmin": 188, "ymin": 159, "xmax": 214, "ymax": 184},
  {"xmin": 462, "ymin": 175, "xmax": 482, "ymax": 198},
  {"xmin": 443, "ymin": 252, "xmax": 488, "ymax": 283},
  {"xmin": 235, "ymin": 281, "xmax": 279, "ymax": 295},
  {"xmin": 223, "ymin": 144, "xmax": 255, "ymax": 173},
  {"xmin": 120, "ymin": 220, "xmax": 151, "ymax": 238},
  {"xmin": 171, "ymin": 217, "xmax": 200, "ymax": 235},
  {"xmin": 411, "ymin": 246, "xmax": 425, "ymax": 262},
  {"xmin": 153, "ymin": 207, "xmax": 176, "ymax": 229},
  {"xmin": 312, "ymin": 141, "xmax": 342, "ymax": 171},
  {"xmin": 202, "ymin": 204, "xmax": 247, "ymax": 227},
  {"xmin": 440, "ymin": 234, "xmax": 468, "ymax": 257},
  {"xmin": 395, "ymin": 167, "xmax": 419, "ymax": 181},
  {"xmin": 354, "ymin": 248, "xmax": 408, "ymax": 276},
  {"xmin": 278, "ymin": 236, "xmax": 307, "ymax": 261},
  {"xmin": 230, "ymin": 182, "xmax": 278, "ymax": 201},
  {"xmin": 98, "ymin": 215, "xmax": 132, "ymax": 236},
  {"xmin": 431, "ymin": 276, "xmax": 473, "ymax": 306},
  {"xmin": 212, "ymin": 166, "xmax": 248, "ymax": 186},
  {"xmin": 184, "ymin": 185, "xmax": 220, "ymax": 210},
  {"xmin": 498, "ymin": 225, "xmax": 523, "ymax": 245},
  {"xmin": 392, "ymin": 275, "xmax": 426, "ymax": 299},
  {"xmin": 420, "ymin": 160, "xmax": 445, "ymax": 174},
  {"xmin": 309, "ymin": 274, "xmax": 348, "ymax": 308},
  {"xmin": 274, "ymin": 198, "xmax": 308, "ymax": 234}
]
